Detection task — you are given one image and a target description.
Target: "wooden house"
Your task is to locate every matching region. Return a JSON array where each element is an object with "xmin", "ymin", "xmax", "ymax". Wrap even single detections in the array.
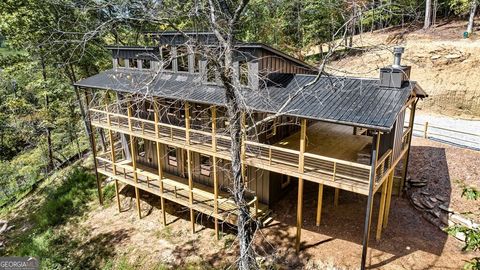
[{"xmin": 74, "ymin": 32, "xmax": 427, "ymax": 261}]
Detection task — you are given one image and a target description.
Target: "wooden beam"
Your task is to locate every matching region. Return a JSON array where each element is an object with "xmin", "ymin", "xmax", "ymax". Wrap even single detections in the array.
[
  {"xmin": 185, "ymin": 102, "xmax": 195, "ymax": 233},
  {"xmin": 316, "ymin": 184, "xmax": 324, "ymax": 226},
  {"xmin": 334, "ymin": 188, "xmax": 340, "ymax": 207},
  {"xmin": 296, "ymin": 119, "xmax": 307, "ymax": 252},
  {"xmin": 375, "ymin": 178, "xmax": 388, "ymax": 240},
  {"xmin": 154, "ymin": 100, "xmax": 166, "ymax": 226},
  {"xmin": 211, "ymin": 106, "xmax": 219, "ymax": 240},
  {"xmin": 128, "ymin": 100, "xmax": 141, "ymax": 219},
  {"xmin": 383, "ymin": 171, "xmax": 394, "ymax": 229}
]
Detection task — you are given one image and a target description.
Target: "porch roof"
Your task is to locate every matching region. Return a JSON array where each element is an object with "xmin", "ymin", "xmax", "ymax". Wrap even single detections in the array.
[{"xmin": 74, "ymin": 69, "xmax": 423, "ymax": 132}]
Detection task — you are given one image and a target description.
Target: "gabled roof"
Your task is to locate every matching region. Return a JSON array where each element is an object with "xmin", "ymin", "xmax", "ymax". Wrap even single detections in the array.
[{"xmin": 74, "ymin": 69, "xmax": 420, "ymax": 132}]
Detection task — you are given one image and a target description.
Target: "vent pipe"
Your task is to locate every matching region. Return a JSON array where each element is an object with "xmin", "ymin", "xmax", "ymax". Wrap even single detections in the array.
[{"xmin": 392, "ymin": 47, "xmax": 404, "ymax": 68}]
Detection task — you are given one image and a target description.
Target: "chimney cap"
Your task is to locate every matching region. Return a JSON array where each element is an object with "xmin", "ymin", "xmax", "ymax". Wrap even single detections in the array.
[{"xmin": 393, "ymin": 46, "xmax": 405, "ymax": 54}]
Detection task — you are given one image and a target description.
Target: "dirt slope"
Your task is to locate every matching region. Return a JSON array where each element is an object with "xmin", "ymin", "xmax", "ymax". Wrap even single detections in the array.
[{"xmin": 323, "ymin": 20, "xmax": 480, "ymax": 118}]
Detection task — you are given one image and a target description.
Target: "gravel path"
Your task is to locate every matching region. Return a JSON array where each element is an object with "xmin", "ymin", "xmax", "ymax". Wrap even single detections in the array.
[{"xmin": 409, "ymin": 111, "xmax": 480, "ymax": 150}]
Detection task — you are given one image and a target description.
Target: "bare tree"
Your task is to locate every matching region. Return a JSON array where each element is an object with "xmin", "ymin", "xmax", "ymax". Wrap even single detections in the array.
[
  {"xmin": 424, "ymin": 0, "xmax": 433, "ymax": 29},
  {"xmin": 467, "ymin": 0, "xmax": 478, "ymax": 34}
]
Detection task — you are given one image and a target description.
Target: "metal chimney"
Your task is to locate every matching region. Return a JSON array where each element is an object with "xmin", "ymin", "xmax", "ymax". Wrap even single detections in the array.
[
  {"xmin": 379, "ymin": 46, "xmax": 411, "ymax": 88},
  {"xmin": 392, "ymin": 47, "xmax": 404, "ymax": 68}
]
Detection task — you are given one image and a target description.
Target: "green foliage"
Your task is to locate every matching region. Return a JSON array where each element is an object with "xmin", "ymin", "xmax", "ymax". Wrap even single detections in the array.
[
  {"xmin": 464, "ymin": 257, "xmax": 480, "ymax": 270},
  {"xmin": 4, "ymin": 166, "xmax": 97, "ymax": 268},
  {"xmin": 446, "ymin": 226, "xmax": 480, "ymax": 252},
  {"xmin": 462, "ymin": 186, "xmax": 480, "ymax": 200}
]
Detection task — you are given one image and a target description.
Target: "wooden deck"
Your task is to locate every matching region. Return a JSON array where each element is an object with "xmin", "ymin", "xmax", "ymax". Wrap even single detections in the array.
[
  {"xmin": 275, "ymin": 122, "xmax": 371, "ymax": 162},
  {"xmin": 89, "ymin": 107, "xmax": 401, "ymax": 195},
  {"xmin": 96, "ymin": 157, "xmax": 269, "ymax": 225}
]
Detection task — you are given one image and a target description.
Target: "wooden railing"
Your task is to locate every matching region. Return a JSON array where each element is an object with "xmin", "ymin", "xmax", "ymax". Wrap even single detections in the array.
[{"xmin": 90, "ymin": 106, "xmax": 376, "ymax": 192}]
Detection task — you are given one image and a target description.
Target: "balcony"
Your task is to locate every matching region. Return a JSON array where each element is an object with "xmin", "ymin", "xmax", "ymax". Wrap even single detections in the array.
[{"xmin": 89, "ymin": 106, "xmax": 408, "ymax": 195}]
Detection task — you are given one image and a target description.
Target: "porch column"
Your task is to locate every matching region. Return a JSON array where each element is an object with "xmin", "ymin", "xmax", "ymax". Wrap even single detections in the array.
[
  {"xmin": 375, "ymin": 175, "xmax": 388, "ymax": 240},
  {"xmin": 211, "ymin": 106, "xmax": 219, "ymax": 240},
  {"xmin": 334, "ymin": 188, "xmax": 340, "ymax": 207},
  {"xmin": 154, "ymin": 100, "xmax": 167, "ymax": 226},
  {"xmin": 127, "ymin": 99, "xmax": 142, "ymax": 219},
  {"xmin": 185, "ymin": 102, "xmax": 195, "ymax": 233},
  {"xmin": 360, "ymin": 132, "xmax": 381, "ymax": 270},
  {"xmin": 295, "ymin": 118, "xmax": 307, "ymax": 252}
]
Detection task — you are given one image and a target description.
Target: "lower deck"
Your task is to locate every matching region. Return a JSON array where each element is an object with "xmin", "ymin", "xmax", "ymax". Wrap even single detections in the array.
[{"xmin": 96, "ymin": 157, "xmax": 270, "ymax": 225}]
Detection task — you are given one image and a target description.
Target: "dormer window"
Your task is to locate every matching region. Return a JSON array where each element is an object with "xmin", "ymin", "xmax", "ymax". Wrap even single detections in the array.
[
  {"xmin": 142, "ymin": 60, "xmax": 151, "ymax": 69},
  {"xmin": 161, "ymin": 46, "xmax": 172, "ymax": 70},
  {"xmin": 130, "ymin": 59, "xmax": 139, "ymax": 69},
  {"xmin": 118, "ymin": 58, "xmax": 127, "ymax": 68},
  {"xmin": 239, "ymin": 61, "xmax": 248, "ymax": 86},
  {"xmin": 177, "ymin": 46, "xmax": 189, "ymax": 72}
]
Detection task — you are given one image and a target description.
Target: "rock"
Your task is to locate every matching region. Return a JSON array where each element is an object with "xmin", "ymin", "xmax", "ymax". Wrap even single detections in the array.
[
  {"xmin": 445, "ymin": 54, "xmax": 461, "ymax": 59},
  {"xmin": 421, "ymin": 199, "xmax": 435, "ymax": 209},
  {"xmin": 411, "ymin": 182, "xmax": 427, "ymax": 187},
  {"xmin": 439, "ymin": 204, "xmax": 453, "ymax": 213},
  {"xmin": 5, "ymin": 225, "xmax": 14, "ymax": 232},
  {"xmin": 429, "ymin": 197, "xmax": 438, "ymax": 203},
  {"xmin": 431, "ymin": 55, "xmax": 441, "ymax": 60},
  {"xmin": 450, "ymin": 214, "xmax": 479, "ymax": 229},
  {"xmin": 412, "ymin": 197, "xmax": 425, "ymax": 210},
  {"xmin": 421, "ymin": 191, "xmax": 430, "ymax": 196},
  {"xmin": 0, "ymin": 223, "xmax": 7, "ymax": 234},
  {"xmin": 435, "ymin": 195, "xmax": 447, "ymax": 202}
]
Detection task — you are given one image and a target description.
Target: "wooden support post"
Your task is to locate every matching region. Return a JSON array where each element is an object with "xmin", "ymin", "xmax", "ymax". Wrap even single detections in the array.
[
  {"xmin": 375, "ymin": 179, "xmax": 388, "ymax": 240},
  {"xmin": 211, "ymin": 106, "xmax": 219, "ymax": 240},
  {"xmin": 106, "ymin": 102, "xmax": 121, "ymax": 213},
  {"xmin": 316, "ymin": 183, "xmax": 324, "ymax": 226},
  {"xmin": 334, "ymin": 188, "xmax": 340, "ymax": 207},
  {"xmin": 400, "ymin": 100, "xmax": 417, "ymax": 195},
  {"xmin": 185, "ymin": 102, "xmax": 195, "ymax": 233},
  {"xmin": 360, "ymin": 132, "xmax": 381, "ymax": 270},
  {"xmin": 154, "ymin": 101, "xmax": 166, "ymax": 226},
  {"xmin": 128, "ymin": 100, "xmax": 141, "ymax": 219},
  {"xmin": 295, "ymin": 119, "xmax": 307, "ymax": 252},
  {"xmin": 383, "ymin": 171, "xmax": 394, "ymax": 229}
]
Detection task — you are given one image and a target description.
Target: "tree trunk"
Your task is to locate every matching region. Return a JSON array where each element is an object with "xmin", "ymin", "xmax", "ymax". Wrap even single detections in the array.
[
  {"xmin": 467, "ymin": 0, "xmax": 478, "ymax": 34},
  {"xmin": 40, "ymin": 52, "xmax": 54, "ymax": 170},
  {"xmin": 220, "ymin": 44, "xmax": 257, "ymax": 270},
  {"xmin": 424, "ymin": 0, "xmax": 432, "ymax": 29}
]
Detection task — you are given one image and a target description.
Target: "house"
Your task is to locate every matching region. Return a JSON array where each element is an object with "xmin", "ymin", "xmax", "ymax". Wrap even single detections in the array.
[{"xmin": 74, "ymin": 31, "xmax": 427, "ymax": 260}]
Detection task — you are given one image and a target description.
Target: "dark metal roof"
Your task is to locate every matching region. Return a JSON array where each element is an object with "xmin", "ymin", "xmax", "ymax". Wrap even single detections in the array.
[{"xmin": 74, "ymin": 69, "xmax": 419, "ymax": 131}]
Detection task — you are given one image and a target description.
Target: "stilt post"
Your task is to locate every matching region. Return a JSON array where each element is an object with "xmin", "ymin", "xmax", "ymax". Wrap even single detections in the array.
[
  {"xmin": 211, "ymin": 106, "xmax": 219, "ymax": 240},
  {"xmin": 154, "ymin": 100, "xmax": 166, "ymax": 226},
  {"xmin": 316, "ymin": 183, "xmax": 324, "ymax": 226},
  {"xmin": 185, "ymin": 102, "xmax": 195, "ymax": 233},
  {"xmin": 295, "ymin": 119, "xmax": 307, "ymax": 252},
  {"xmin": 127, "ymin": 99, "xmax": 141, "ymax": 219}
]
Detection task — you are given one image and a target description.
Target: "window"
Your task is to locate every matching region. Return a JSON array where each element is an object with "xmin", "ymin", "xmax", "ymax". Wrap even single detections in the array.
[
  {"xmin": 167, "ymin": 146, "xmax": 177, "ymax": 166},
  {"xmin": 239, "ymin": 61, "xmax": 248, "ymax": 86},
  {"xmin": 118, "ymin": 58, "xmax": 126, "ymax": 68},
  {"xmin": 142, "ymin": 60, "xmax": 151, "ymax": 69},
  {"xmin": 137, "ymin": 138, "xmax": 145, "ymax": 157},
  {"xmin": 194, "ymin": 53, "xmax": 201, "ymax": 73},
  {"xmin": 265, "ymin": 114, "xmax": 277, "ymax": 139},
  {"xmin": 206, "ymin": 61, "xmax": 216, "ymax": 83},
  {"xmin": 177, "ymin": 46, "xmax": 189, "ymax": 72},
  {"xmin": 200, "ymin": 154, "xmax": 211, "ymax": 176},
  {"xmin": 161, "ymin": 46, "xmax": 172, "ymax": 70},
  {"xmin": 129, "ymin": 59, "xmax": 139, "ymax": 68}
]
